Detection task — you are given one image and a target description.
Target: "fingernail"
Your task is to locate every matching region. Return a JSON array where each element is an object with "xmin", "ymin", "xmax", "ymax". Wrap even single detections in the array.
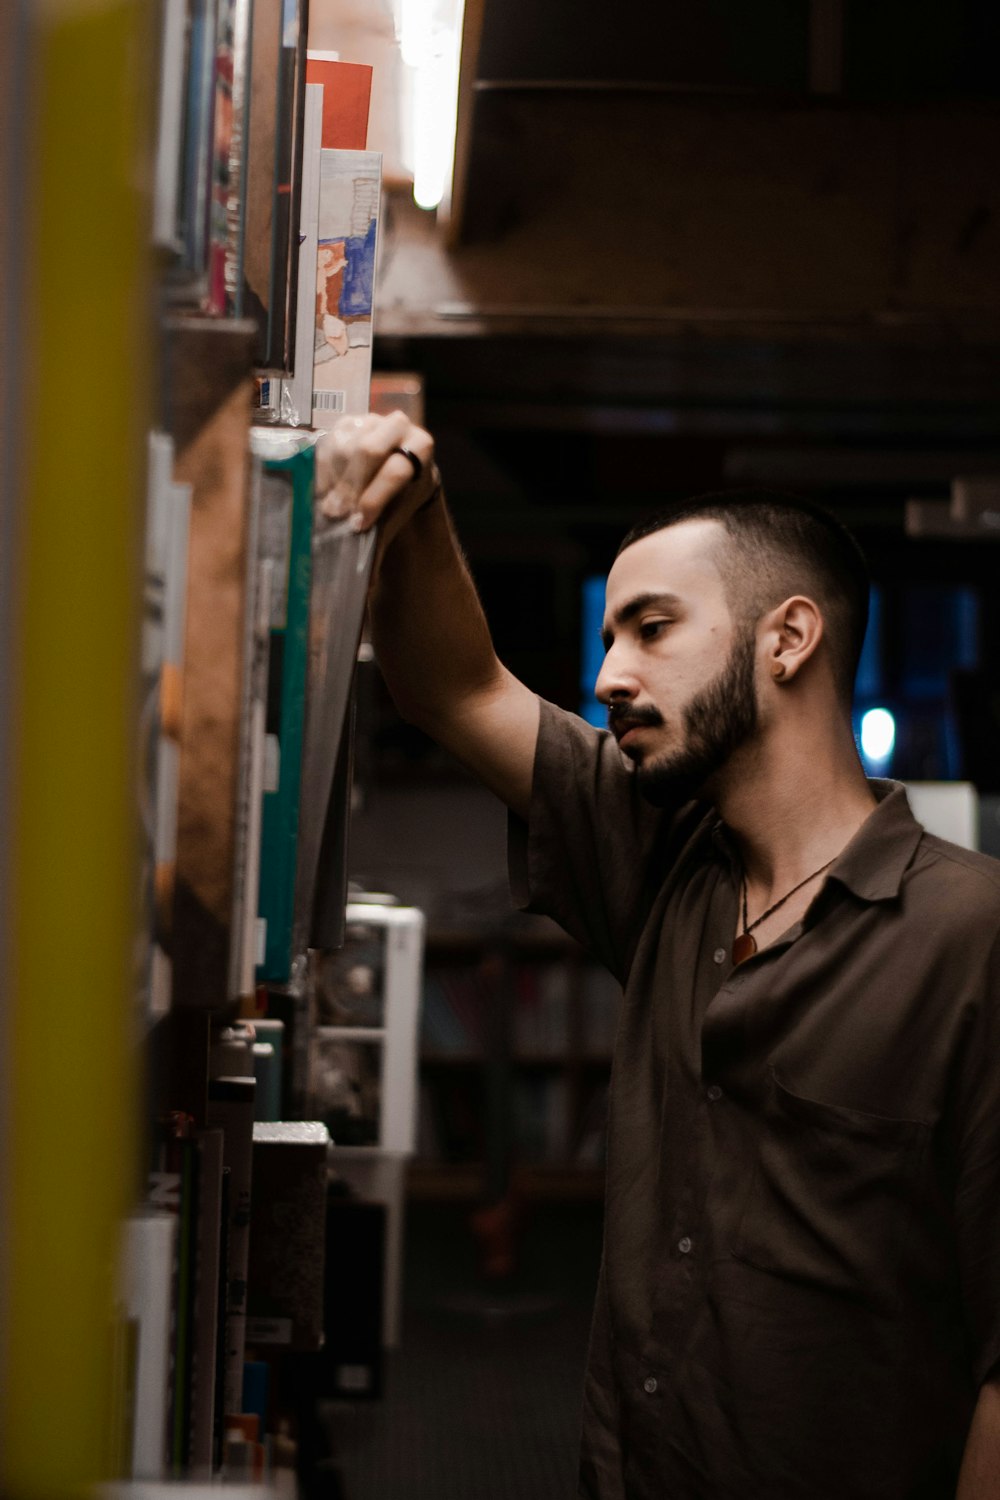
[{"xmin": 350, "ymin": 512, "xmax": 365, "ymax": 533}]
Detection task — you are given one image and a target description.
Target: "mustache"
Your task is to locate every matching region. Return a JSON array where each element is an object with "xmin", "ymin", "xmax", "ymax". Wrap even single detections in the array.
[{"xmin": 607, "ymin": 702, "xmax": 664, "ymax": 740}]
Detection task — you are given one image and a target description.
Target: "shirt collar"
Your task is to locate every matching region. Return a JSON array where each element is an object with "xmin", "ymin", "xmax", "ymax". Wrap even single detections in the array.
[
  {"xmin": 825, "ymin": 779, "xmax": 924, "ymax": 903},
  {"xmin": 709, "ymin": 779, "xmax": 924, "ymax": 905}
]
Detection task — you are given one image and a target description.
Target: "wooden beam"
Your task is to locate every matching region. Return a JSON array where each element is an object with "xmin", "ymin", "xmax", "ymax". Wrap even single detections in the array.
[{"xmin": 443, "ymin": 0, "xmax": 487, "ymax": 247}]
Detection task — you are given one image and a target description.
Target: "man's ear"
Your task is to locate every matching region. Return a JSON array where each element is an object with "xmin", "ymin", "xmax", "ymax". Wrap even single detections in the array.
[{"xmin": 764, "ymin": 595, "xmax": 824, "ymax": 683}]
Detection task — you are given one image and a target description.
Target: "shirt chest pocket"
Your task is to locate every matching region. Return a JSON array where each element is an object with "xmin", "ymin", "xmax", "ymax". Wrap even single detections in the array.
[{"xmin": 733, "ymin": 1070, "xmax": 930, "ymax": 1315}]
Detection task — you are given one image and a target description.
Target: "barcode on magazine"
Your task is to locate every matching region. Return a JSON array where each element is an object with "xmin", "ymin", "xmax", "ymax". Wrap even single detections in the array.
[{"xmin": 313, "ymin": 390, "xmax": 346, "ymax": 414}]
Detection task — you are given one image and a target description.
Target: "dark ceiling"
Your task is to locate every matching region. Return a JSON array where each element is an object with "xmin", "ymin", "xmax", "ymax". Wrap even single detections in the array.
[
  {"xmin": 472, "ymin": 0, "xmax": 1000, "ymax": 99},
  {"xmin": 375, "ymin": 0, "xmax": 1000, "ymax": 598}
]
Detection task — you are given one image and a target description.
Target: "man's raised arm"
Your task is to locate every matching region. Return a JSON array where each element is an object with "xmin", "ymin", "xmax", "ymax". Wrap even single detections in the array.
[{"xmin": 314, "ymin": 410, "xmax": 540, "ymax": 820}]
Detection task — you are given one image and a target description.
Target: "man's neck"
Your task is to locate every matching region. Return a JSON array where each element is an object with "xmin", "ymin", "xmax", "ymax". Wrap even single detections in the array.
[{"xmin": 712, "ymin": 718, "xmax": 878, "ymax": 903}]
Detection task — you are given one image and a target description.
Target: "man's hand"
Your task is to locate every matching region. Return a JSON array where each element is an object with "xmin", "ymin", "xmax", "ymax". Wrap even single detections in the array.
[
  {"xmin": 314, "ymin": 410, "xmax": 439, "ymax": 552},
  {"xmin": 322, "ymin": 408, "xmax": 539, "ymax": 818}
]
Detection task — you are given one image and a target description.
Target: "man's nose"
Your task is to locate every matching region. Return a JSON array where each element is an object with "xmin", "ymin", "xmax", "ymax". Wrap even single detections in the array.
[{"xmin": 594, "ymin": 648, "xmax": 639, "ymax": 706}]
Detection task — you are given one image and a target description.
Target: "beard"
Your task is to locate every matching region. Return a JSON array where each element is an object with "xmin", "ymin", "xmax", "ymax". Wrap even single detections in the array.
[{"xmin": 630, "ymin": 626, "xmax": 760, "ymax": 807}]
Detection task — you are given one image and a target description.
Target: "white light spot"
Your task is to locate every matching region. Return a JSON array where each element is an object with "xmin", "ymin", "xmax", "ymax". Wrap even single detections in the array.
[{"xmin": 861, "ymin": 708, "xmax": 896, "ymax": 763}]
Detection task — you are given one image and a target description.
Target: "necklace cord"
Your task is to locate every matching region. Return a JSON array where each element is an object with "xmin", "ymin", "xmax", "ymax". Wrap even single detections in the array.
[{"xmin": 740, "ymin": 858, "xmax": 836, "ymax": 937}]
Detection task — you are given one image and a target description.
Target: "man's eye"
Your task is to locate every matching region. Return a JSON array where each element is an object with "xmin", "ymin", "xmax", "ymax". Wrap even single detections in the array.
[{"xmin": 640, "ymin": 620, "xmax": 669, "ymax": 639}]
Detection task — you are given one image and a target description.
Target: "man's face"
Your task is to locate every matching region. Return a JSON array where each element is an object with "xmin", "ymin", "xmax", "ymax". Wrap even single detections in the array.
[{"xmin": 596, "ymin": 519, "xmax": 760, "ymax": 805}]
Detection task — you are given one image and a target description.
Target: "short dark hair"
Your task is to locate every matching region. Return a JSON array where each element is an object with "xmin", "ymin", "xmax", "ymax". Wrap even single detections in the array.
[{"xmin": 617, "ymin": 489, "xmax": 870, "ymax": 702}]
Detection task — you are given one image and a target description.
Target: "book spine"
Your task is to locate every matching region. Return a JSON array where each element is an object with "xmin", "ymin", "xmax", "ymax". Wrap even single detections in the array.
[
  {"xmin": 120, "ymin": 1214, "xmax": 176, "ymax": 1478},
  {"xmin": 187, "ymin": 1127, "xmax": 225, "ymax": 1471},
  {"xmin": 206, "ymin": 1077, "xmax": 257, "ymax": 1417},
  {"xmin": 170, "ymin": 1137, "xmax": 199, "ymax": 1472},
  {"xmin": 278, "ymin": 79, "xmax": 323, "ymax": 424},
  {"xmin": 213, "ymin": 1166, "xmax": 232, "ymax": 1470}
]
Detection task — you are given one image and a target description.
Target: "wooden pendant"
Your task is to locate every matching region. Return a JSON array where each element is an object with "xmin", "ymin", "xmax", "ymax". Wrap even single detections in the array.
[{"xmin": 731, "ymin": 932, "xmax": 757, "ymax": 966}]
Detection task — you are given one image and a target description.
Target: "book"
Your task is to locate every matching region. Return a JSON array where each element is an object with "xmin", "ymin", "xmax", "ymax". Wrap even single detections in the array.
[
  {"xmin": 228, "ymin": 456, "xmax": 266, "ymax": 1008},
  {"xmin": 245, "ymin": 1121, "xmax": 330, "ymax": 1350},
  {"xmin": 178, "ymin": 0, "xmax": 218, "ymax": 288},
  {"xmin": 223, "ymin": 0, "xmax": 254, "ymax": 315},
  {"xmin": 204, "ymin": 0, "xmax": 234, "ymax": 313},
  {"xmin": 188, "ymin": 1128, "xmax": 225, "ymax": 1472},
  {"xmin": 213, "ymin": 1166, "xmax": 231, "ymax": 1468},
  {"xmin": 304, "ymin": 53, "xmax": 372, "ymax": 150},
  {"xmin": 293, "ymin": 512, "xmax": 376, "ymax": 954},
  {"xmin": 152, "ymin": 0, "xmax": 188, "ymax": 253},
  {"xmin": 252, "ymin": 434, "xmax": 315, "ymax": 983},
  {"xmin": 206, "ymin": 1078, "xmax": 257, "ymax": 1418},
  {"xmin": 139, "ymin": 431, "xmax": 192, "ymax": 1026},
  {"xmin": 147, "ymin": 1118, "xmax": 200, "ymax": 1474},
  {"xmin": 311, "ymin": 149, "xmax": 382, "ymax": 427},
  {"xmin": 264, "ymin": 54, "xmax": 374, "ymax": 421},
  {"xmin": 249, "ymin": 437, "xmax": 376, "ymax": 968},
  {"xmin": 269, "ymin": 80, "xmax": 323, "ymax": 427},
  {"xmin": 243, "ymin": 0, "xmax": 309, "ymax": 369},
  {"xmin": 118, "ymin": 1213, "xmax": 177, "ymax": 1478},
  {"xmin": 269, "ymin": 0, "xmax": 309, "ymax": 372}
]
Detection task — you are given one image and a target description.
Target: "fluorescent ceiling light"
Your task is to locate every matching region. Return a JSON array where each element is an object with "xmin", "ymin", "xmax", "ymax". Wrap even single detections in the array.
[{"xmin": 397, "ymin": 0, "xmax": 464, "ymax": 211}]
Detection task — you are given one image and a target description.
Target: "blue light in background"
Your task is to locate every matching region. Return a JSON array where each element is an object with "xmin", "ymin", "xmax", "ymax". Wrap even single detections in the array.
[
  {"xmin": 581, "ymin": 574, "xmax": 607, "ymax": 727},
  {"xmin": 854, "ymin": 585, "xmax": 883, "ymax": 700},
  {"xmin": 902, "ymin": 584, "xmax": 979, "ymax": 699}
]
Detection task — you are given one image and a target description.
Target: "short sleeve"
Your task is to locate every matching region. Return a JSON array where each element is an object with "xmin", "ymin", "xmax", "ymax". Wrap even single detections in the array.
[
  {"xmin": 953, "ymin": 926, "xmax": 1000, "ymax": 1388},
  {"xmin": 508, "ymin": 697, "xmax": 681, "ymax": 981}
]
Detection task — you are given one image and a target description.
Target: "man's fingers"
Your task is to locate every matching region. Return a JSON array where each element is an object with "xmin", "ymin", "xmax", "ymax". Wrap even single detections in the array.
[
  {"xmin": 351, "ymin": 448, "xmax": 439, "ymax": 533},
  {"xmin": 337, "ymin": 409, "xmax": 411, "ymax": 508},
  {"xmin": 313, "ymin": 413, "xmax": 369, "ymax": 503},
  {"xmin": 319, "ymin": 410, "xmax": 410, "ymax": 515},
  {"xmin": 318, "ymin": 413, "xmax": 435, "ymax": 525}
]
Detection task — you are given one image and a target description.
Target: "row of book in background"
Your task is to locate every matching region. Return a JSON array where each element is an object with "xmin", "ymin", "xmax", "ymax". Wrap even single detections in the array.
[
  {"xmin": 142, "ymin": 3, "xmax": 396, "ymax": 1026},
  {"xmin": 139, "ymin": 420, "xmax": 375, "ymax": 1026},
  {"xmin": 129, "ymin": 6, "xmax": 428, "ymax": 1483},
  {"xmin": 155, "ymin": 0, "xmax": 382, "ymax": 429},
  {"xmin": 421, "ymin": 961, "xmax": 622, "ymax": 1058}
]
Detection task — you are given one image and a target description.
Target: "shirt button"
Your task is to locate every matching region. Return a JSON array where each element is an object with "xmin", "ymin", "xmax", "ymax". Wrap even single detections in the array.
[
  {"xmin": 713, "ymin": 947, "xmax": 726, "ymax": 965},
  {"xmin": 678, "ymin": 1236, "xmax": 693, "ymax": 1254},
  {"xmin": 644, "ymin": 1376, "xmax": 658, "ymax": 1395},
  {"xmin": 707, "ymin": 1085, "xmax": 723, "ymax": 1102}
]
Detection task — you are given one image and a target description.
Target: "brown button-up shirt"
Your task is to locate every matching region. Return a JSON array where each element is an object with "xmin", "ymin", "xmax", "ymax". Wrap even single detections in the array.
[{"xmin": 510, "ymin": 700, "xmax": 1000, "ymax": 1500}]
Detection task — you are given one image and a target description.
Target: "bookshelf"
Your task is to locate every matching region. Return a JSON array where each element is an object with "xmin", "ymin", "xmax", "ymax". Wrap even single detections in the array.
[
  {"xmin": 413, "ymin": 928, "xmax": 617, "ymax": 1202},
  {"xmin": 2, "ymin": 1, "xmax": 399, "ymax": 1490}
]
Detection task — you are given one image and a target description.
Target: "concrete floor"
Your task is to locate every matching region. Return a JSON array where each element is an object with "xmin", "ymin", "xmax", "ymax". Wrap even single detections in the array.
[{"xmin": 321, "ymin": 1199, "xmax": 605, "ymax": 1500}]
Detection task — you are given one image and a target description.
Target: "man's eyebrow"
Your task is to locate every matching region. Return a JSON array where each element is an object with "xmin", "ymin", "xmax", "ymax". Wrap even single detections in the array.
[{"xmin": 600, "ymin": 592, "xmax": 682, "ymax": 649}]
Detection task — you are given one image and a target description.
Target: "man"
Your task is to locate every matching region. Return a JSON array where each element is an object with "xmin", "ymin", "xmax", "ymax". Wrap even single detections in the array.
[{"xmin": 316, "ymin": 410, "xmax": 1000, "ymax": 1499}]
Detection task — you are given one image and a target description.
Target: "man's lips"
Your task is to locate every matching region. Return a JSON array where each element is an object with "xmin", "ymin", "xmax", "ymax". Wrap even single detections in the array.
[
  {"xmin": 609, "ymin": 710, "xmax": 663, "ymax": 746},
  {"xmin": 616, "ymin": 723, "xmax": 646, "ymax": 747}
]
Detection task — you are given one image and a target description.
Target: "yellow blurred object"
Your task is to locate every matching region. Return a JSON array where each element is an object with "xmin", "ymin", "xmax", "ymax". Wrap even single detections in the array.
[{"xmin": 1, "ymin": 0, "xmax": 152, "ymax": 1492}]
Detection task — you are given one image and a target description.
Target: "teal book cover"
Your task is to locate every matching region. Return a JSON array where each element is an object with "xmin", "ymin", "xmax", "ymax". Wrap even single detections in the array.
[{"xmin": 256, "ymin": 444, "xmax": 314, "ymax": 981}]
